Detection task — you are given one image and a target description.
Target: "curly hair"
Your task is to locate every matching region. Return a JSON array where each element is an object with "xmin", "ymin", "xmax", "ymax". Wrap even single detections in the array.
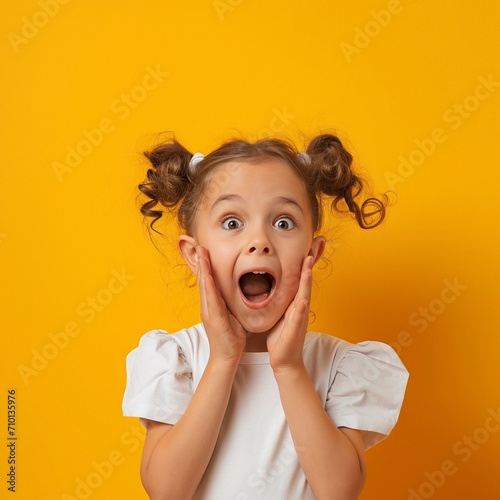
[{"xmin": 137, "ymin": 133, "xmax": 390, "ymax": 238}]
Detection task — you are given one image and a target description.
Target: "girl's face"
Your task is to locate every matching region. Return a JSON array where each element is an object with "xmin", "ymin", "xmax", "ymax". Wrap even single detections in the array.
[{"xmin": 180, "ymin": 158, "xmax": 325, "ymax": 335}]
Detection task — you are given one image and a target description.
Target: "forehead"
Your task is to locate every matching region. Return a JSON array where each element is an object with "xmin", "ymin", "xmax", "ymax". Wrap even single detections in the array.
[{"xmin": 202, "ymin": 158, "xmax": 308, "ymax": 207}]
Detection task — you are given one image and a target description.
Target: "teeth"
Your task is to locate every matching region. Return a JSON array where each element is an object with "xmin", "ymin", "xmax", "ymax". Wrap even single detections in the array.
[{"xmin": 252, "ymin": 271, "xmax": 266, "ymax": 274}]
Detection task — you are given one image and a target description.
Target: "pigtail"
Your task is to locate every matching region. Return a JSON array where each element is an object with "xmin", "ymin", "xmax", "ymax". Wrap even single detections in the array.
[
  {"xmin": 306, "ymin": 134, "xmax": 388, "ymax": 229},
  {"xmin": 138, "ymin": 139, "xmax": 194, "ymax": 234}
]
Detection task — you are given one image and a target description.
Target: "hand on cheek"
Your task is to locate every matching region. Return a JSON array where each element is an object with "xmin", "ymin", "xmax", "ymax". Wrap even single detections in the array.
[
  {"xmin": 267, "ymin": 255, "xmax": 314, "ymax": 373},
  {"xmin": 196, "ymin": 246, "xmax": 247, "ymax": 365}
]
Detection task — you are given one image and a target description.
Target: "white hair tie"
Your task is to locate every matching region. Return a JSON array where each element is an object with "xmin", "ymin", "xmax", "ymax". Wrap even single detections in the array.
[
  {"xmin": 188, "ymin": 152, "xmax": 204, "ymax": 176},
  {"xmin": 297, "ymin": 152, "xmax": 311, "ymax": 165}
]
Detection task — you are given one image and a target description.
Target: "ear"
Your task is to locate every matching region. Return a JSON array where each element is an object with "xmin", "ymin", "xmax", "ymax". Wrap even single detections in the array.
[
  {"xmin": 178, "ymin": 235, "xmax": 198, "ymax": 274},
  {"xmin": 308, "ymin": 235, "xmax": 326, "ymax": 265}
]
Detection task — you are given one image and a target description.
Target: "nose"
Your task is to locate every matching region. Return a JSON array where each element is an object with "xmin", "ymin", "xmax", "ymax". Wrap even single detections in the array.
[
  {"xmin": 248, "ymin": 244, "xmax": 270, "ymax": 254},
  {"xmin": 246, "ymin": 226, "xmax": 273, "ymax": 255}
]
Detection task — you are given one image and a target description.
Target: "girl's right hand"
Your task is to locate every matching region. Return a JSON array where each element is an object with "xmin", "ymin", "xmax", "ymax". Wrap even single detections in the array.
[{"xmin": 197, "ymin": 246, "xmax": 247, "ymax": 366}]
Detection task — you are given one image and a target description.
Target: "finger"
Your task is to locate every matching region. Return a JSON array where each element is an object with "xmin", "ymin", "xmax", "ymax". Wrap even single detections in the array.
[
  {"xmin": 205, "ymin": 273, "xmax": 224, "ymax": 316},
  {"xmin": 198, "ymin": 247, "xmax": 227, "ymax": 319},
  {"xmin": 197, "ymin": 247, "xmax": 214, "ymax": 292},
  {"xmin": 294, "ymin": 256, "xmax": 314, "ymax": 305},
  {"xmin": 199, "ymin": 246, "xmax": 225, "ymax": 300},
  {"xmin": 228, "ymin": 311, "xmax": 247, "ymax": 340},
  {"xmin": 287, "ymin": 296, "xmax": 309, "ymax": 330},
  {"xmin": 197, "ymin": 246, "xmax": 210, "ymax": 316},
  {"xmin": 287, "ymin": 257, "xmax": 314, "ymax": 332}
]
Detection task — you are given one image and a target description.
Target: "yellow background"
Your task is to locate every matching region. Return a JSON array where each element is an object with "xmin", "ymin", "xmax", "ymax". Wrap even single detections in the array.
[{"xmin": 1, "ymin": 0, "xmax": 499, "ymax": 498}]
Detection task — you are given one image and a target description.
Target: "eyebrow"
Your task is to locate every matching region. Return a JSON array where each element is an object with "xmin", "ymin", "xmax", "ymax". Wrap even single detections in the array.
[
  {"xmin": 272, "ymin": 196, "xmax": 304, "ymax": 214},
  {"xmin": 210, "ymin": 194, "xmax": 303, "ymax": 214},
  {"xmin": 210, "ymin": 194, "xmax": 242, "ymax": 214}
]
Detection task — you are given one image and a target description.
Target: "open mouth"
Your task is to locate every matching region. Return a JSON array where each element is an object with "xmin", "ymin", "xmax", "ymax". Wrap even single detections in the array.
[{"xmin": 239, "ymin": 271, "xmax": 276, "ymax": 303}]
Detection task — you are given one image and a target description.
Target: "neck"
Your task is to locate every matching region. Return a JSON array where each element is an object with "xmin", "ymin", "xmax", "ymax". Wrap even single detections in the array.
[{"xmin": 243, "ymin": 330, "xmax": 269, "ymax": 352}]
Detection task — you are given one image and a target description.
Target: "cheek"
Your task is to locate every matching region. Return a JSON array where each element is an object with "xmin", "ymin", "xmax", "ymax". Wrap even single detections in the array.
[
  {"xmin": 198, "ymin": 230, "xmax": 234, "ymax": 267},
  {"xmin": 278, "ymin": 261, "xmax": 302, "ymax": 303},
  {"xmin": 204, "ymin": 246, "xmax": 237, "ymax": 291},
  {"xmin": 282, "ymin": 254, "xmax": 304, "ymax": 281}
]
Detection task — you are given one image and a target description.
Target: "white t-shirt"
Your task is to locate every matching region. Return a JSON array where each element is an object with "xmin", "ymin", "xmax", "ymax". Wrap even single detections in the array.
[{"xmin": 122, "ymin": 323, "xmax": 409, "ymax": 499}]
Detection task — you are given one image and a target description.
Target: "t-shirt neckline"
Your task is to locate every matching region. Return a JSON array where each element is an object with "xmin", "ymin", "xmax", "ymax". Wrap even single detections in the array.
[
  {"xmin": 239, "ymin": 351, "xmax": 270, "ymax": 364},
  {"xmin": 238, "ymin": 331, "xmax": 317, "ymax": 365}
]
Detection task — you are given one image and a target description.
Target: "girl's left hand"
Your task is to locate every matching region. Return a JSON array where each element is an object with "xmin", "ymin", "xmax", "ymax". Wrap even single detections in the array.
[{"xmin": 266, "ymin": 256, "xmax": 314, "ymax": 373}]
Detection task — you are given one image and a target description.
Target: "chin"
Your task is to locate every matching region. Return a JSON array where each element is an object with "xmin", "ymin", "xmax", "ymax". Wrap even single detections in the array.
[{"xmin": 238, "ymin": 311, "xmax": 282, "ymax": 335}]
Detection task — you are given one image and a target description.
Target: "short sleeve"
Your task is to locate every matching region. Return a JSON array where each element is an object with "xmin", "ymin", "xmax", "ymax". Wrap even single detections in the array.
[
  {"xmin": 122, "ymin": 330, "xmax": 193, "ymax": 426},
  {"xmin": 325, "ymin": 341, "xmax": 409, "ymax": 450}
]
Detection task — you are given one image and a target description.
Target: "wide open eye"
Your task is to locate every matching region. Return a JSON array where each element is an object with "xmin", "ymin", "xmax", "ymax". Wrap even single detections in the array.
[
  {"xmin": 274, "ymin": 216, "xmax": 296, "ymax": 231},
  {"xmin": 222, "ymin": 217, "xmax": 244, "ymax": 230}
]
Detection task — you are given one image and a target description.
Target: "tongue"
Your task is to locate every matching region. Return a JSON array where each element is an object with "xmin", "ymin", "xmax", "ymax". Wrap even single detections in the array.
[{"xmin": 240, "ymin": 274, "xmax": 271, "ymax": 302}]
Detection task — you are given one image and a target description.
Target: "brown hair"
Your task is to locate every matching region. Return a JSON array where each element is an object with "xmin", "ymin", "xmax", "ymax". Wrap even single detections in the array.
[{"xmin": 138, "ymin": 133, "xmax": 391, "ymax": 238}]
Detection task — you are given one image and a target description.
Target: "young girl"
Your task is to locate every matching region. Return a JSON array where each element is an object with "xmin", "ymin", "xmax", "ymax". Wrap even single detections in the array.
[{"xmin": 122, "ymin": 133, "xmax": 409, "ymax": 500}]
